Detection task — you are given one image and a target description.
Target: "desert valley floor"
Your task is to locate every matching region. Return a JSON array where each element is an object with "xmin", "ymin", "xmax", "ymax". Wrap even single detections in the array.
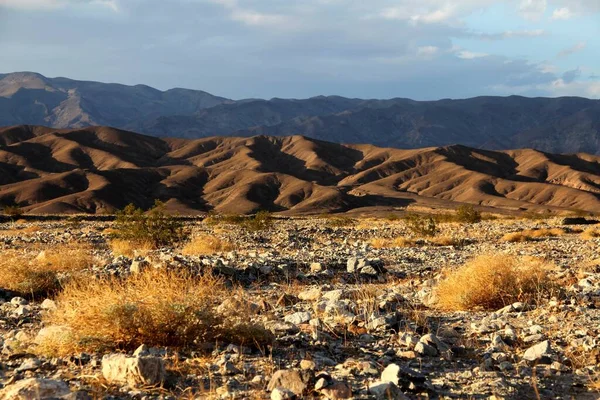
[{"xmin": 0, "ymin": 214, "xmax": 599, "ymax": 399}]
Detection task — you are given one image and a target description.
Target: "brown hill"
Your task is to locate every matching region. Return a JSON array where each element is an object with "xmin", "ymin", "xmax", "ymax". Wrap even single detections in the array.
[{"xmin": 0, "ymin": 125, "xmax": 598, "ymax": 215}]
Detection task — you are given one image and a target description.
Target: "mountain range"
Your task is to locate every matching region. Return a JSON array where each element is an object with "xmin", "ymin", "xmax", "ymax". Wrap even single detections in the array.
[
  {"xmin": 1, "ymin": 72, "xmax": 600, "ymax": 155},
  {"xmin": 0, "ymin": 125, "xmax": 598, "ymax": 215}
]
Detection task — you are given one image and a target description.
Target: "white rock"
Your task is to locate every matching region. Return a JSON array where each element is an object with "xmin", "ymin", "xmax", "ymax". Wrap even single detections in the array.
[
  {"xmin": 101, "ymin": 353, "xmax": 165, "ymax": 386},
  {"xmin": 0, "ymin": 378, "xmax": 70, "ymax": 399},
  {"xmin": 284, "ymin": 312, "xmax": 311, "ymax": 325}
]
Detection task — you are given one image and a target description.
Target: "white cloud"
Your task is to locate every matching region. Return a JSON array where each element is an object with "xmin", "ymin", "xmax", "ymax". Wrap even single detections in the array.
[
  {"xmin": 209, "ymin": 0, "xmax": 288, "ymax": 27},
  {"xmin": 519, "ymin": 0, "xmax": 547, "ymax": 20},
  {"xmin": 551, "ymin": 7, "xmax": 573, "ymax": 19},
  {"xmin": 557, "ymin": 41, "xmax": 586, "ymax": 58},
  {"xmin": 457, "ymin": 50, "xmax": 489, "ymax": 59},
  {"xmin": 417, "ymin": 46, "xmax": 439, "ymax": 56},
  {"xmin": 0, "ymin": 0, "xmax": 119, "ymax": 11}
]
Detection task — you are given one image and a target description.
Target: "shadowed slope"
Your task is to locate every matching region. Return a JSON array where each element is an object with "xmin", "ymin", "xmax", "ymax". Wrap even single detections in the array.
[{"xmin": 0, "ymin": 125, "xmax": 598, "ymax": 215}]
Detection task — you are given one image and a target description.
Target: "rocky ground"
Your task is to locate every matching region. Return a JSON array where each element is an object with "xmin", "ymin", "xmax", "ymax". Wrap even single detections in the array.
[{"xmin": 0, "ymin": 216, "xmax": 599, "ymax": 399}]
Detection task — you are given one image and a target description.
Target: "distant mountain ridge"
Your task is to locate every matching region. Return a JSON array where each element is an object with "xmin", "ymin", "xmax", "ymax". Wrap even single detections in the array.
[
  {"xmin": 1, "ymin": 72, "xmax": 600, "ymax": 154},
  {"xmin": 0, "ymin": 125, "xmax": 598, "ymax": 215}
]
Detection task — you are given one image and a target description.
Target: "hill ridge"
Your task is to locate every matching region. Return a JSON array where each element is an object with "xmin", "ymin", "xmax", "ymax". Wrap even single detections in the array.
[{"xmin": 0, "ymin": 125, "xmax": 598, "ymax": 215}]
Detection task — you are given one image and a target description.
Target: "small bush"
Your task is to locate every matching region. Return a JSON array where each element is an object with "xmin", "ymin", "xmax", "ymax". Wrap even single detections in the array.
[
  {"xmin": 114, "ymin": 201, "xmax": 185, "ymax": 248},
  {"xmin": 243, "ymin": 210, "xmax": 273, "ymax": 231},
  {"xmin": 182, "ymin": 235, "xmax": 235, "ymax": 255},
  {"xmin": 501, "ymin": 232, "xmax": 533, "ymax": 243},
  {"xmin": 38, "ymin": 269, "xmax": 272, "ymax": 356},
  {"xmin": 501, "ymin": 228, "xmax": 566, "ymax": 243},
  {"xmin": 109, "ymin": 239, "xmax": 154, "ymax": 258},
  {"xmin": 435, "ymin": 254, "xmax": 556, "ymax": 311},
  {"xmin": 0, "ymin": 244, "xmax": 93, "ymax": 297},
  {"xmin": 404, "ymin": 213, "xmax": 438, "ymax": 237},
  {"xmin": 429, "ymin": 236, "xmax": 463, "ymax": 246},
  {"xmin": 386, "ymin": 213, "xmax": 400, "ymax": 221},
  {"xmin": 455, "ymin": 205, "xmax": 482, "ymax": 223},
  {"xmin": 325, "ymin": 216, "xmax": 356, "ymax": 228}
]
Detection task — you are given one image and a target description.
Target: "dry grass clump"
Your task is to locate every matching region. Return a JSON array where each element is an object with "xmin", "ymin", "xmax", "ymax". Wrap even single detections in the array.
[
  {"xmin": 428, "ymin": 236, "xmax": 463, "ymax": 246},
  {"xmin": 501, "ymin": 228, "xmax": 566, "ymax": 243},
  {"xmin": 182, "ymin": 235, "xmax": 235, "ymax": 255},
  {"xmin": 37, "ymin": 269, "xmax": 272, "ymax": 356},
  {"xmin": 581, "ymin": 227, "xmax": 600, "ymax": 240},
  {"xmin": 524, "ymin": 228, "xmax": 566, "ymax": 238},
  {"xmin": 435, "ymin": 254, "xmax": 557, "ymax": 311},
  {"xmin": 501, "ymin": 232, "xmax": 533, "ymax": 243},
  {"xmin": 109, "ymin": 239, "xmax": 154, "ymax": 257},
  {"xmin": 0, "ymin": 243, "xmax": 93, "ymax": 297},
  {"xmin": 369, "ymin": 237, "xmax": 418, "ymax": 248}
]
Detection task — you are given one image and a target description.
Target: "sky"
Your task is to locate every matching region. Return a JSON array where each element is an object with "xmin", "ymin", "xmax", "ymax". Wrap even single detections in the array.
[{"xmin": 0, "ymin": 0, "xmax": 599, "ymax": 100}]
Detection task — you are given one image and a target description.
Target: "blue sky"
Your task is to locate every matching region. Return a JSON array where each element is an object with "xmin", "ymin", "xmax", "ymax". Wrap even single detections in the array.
[{"xmin": 0, "ymin": 0, "xmax": 598, "ymax": 100}]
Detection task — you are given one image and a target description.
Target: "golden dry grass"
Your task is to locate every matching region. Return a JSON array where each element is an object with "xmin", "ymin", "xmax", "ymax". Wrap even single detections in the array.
[
  {"xmin": 37, "ymin": 269, "xmax": 272, "ymax": 356},
  {"xmin": 182, "ymin": 235, "xmax": 235, "ymax": 255},
  {"xmin": 428, "ymin": 236, "xmax": 462, "ymax": 246},
  {"xmin": 109, "ymin": 239, "xmax": 154, "ymax": 257},
  {"xmin": 581, "ymin": 227, "xmax": 600, "ymax": 240},
  {"xmin": 501, "ymin": 228, "xmax": 566, "ymax": 243},
  {"xmin": 435, "ymin": 254, "xmax": 557, "ymax": 311},
  {"xmin": 0, "ymin": 243, "xmax": 93, "ymax": 297},
  {"xmin": 501, "ymin": 232, "xmax": 533, "ymax": 243},
  {"xmin": 369, "ymin": 237, "xmax": 417, "ymax": 248}
]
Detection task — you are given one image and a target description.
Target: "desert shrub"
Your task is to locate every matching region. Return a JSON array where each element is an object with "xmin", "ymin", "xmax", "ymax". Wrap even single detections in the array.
[
  {"xmin": 455, "ymin": 205, "xmax": 482, "ymax": 223},
  {"xmin": 386, "ymin": 213, "xmax": 400, "ymax": 221},
  {"xmin": 435, "ymin": 254, "xmax": 557, "ymax": 310},
  {"xmin": 404, "ymin": 213, "xmax": 438, "ymax": 237},
  {"xmin": 501, "ymin": 228, "xmax": 565, "ymax": 243},
  {"xmin": 501, "ymin": 232, "xmax": 533, "ymax": 243},
  {"xmin": 429, "ymin": 236, "xmax": 463, "ymax": 246},
  {"xmin": 325, "ymin": 216, "xmax": 356, "ymax": 228},
  {"xmin": 524, "ymin": 228, "xmax": 566, "ymax": 238},
  {"xmin": 370, "ymin": 237, "xmax": 417, "ymax": 248},
  {"xmin": 37, "ymin": 269, "xmax": 272, "ymax": 356},
  {"xmin": 243, "ymin": 210, "xmax": 273, "ymax": 231},
  {"xmin": 182, "ymin": 235, "xmax": 235, "ymax": 255},
  {"xmin": 0, "ymin": 244, "xmax": 93, "ymax": 297},
  {"xmin": 114, "ymin": 201, "xmax": 184, "ymax": 247},
  {"xmin": 109, "ymin": 239, "xmax": 154, "ymax": 257}
]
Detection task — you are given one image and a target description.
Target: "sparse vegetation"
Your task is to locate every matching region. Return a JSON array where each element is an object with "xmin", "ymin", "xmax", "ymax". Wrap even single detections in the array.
[
  {"xmin": 182, "ymin": 235, "xmax": 235, "ymax": 255},
  {"xmin": 435, "ymin": 254, "xmax": 557, "ymax": 311},
  {"xmin": 325, "ymin": 216, "xmax": 356, "ymax": 228},
  {"xmin": 113, "ymin": 201, "xmax": 185, "ymax": 248},
  {"xmin": 0, "ymin": 244, "xmax": 93, "ymax": 297},
  {"xmin": 582, "ymin": 227, "xmax": 600, "ymax": 240},
  {"xmin": 501, "ymin": 228, "xmax": 566, "ymax": 242},
  {"xmin": 109, "ymin": 239, "xmax": 154, "ymax": 257},
  {"xmin": 37, "ymin": 269, "xmax": 272, "ymax": 356},
  {"xmin": 454, "ymin": 205, "xmax": 482, "ymax": 223},
  {"xmin": 405, "ymin": 213, "xmax": 438, "ymax": 237}
]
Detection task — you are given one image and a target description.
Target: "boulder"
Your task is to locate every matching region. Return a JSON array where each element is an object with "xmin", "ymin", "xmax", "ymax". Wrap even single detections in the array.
[
  {"xmin": 0, "ymin": 378, "xmax": 70, "ymax": 399},
  {"xmin": 369, "ymin": 381, "xmax": 409, "ymax": 399},
  {"xmin": 523, "ymin": 340, "xmax": 552, "ymax": 363},
  {"xmin": 267, "ymin": 369, "xmax": 313, "ymax": 396},
  {"xmin": 101, "ymin": 353, "xmax": 165, "ymax": 386}
]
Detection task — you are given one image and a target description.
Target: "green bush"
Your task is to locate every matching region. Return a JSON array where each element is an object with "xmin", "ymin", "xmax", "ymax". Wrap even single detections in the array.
[
  {"xmin": 405, "ymin": 213, "xmax": 438, "ymax": 237},
  {"xmin": 114, "ymin": 201, "xmax": 184, "ymax": 247},
  {"xmin": 243, "ymin": 210, "xmax": 273, "ymax": 231},
  {"xmin": 455, "ymin": 205, "xmax": 482, "ymax": 223}
]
